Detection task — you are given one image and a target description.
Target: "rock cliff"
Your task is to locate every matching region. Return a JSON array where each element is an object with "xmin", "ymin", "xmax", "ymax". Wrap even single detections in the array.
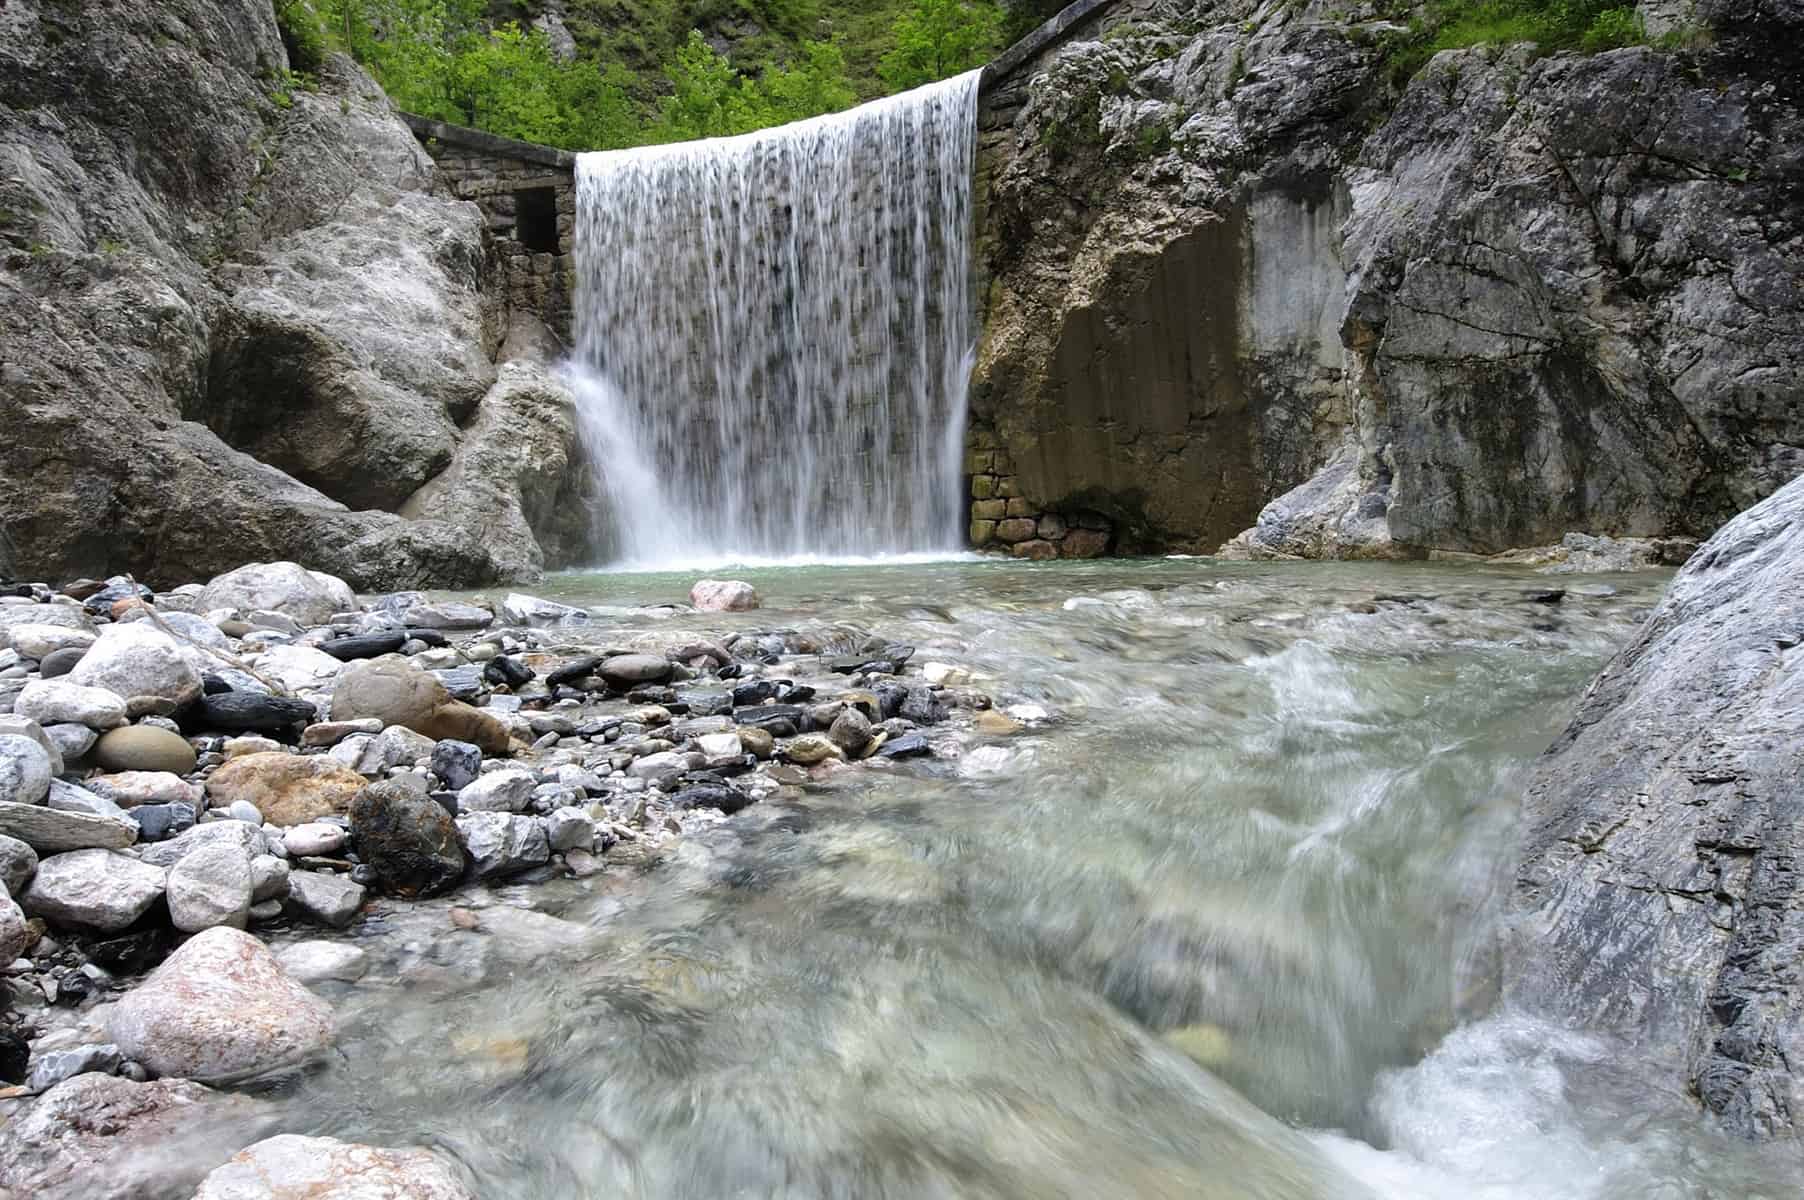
[
  {"xmin": 1507, "ymin": 471, "xmax": 1804, "ymax": 1140},
  {"xmin": 0, "ymin": 0, "xmax": 584, "ymax": 588},
  {"xmin": 973, "ymin": 0, "xmax": 1804, "ymax": 558}
]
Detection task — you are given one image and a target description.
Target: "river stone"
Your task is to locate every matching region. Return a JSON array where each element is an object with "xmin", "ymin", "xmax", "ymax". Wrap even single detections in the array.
[
  {"xmin": 47, "ymin": 778, "xmax": 133, "ymax": 821},
  {"xmin": 284, "ymin": 869, "xmax": 365, "ymax": 928},
  {"xmin": 87, "ymin": 770, "xmax": 202, "ymax": 808},
  {"xmin": 783, "ymin": 734, "xmax": 840, "ymax": 766},
  {"xmin": 93, "ymin": 725, "xmax": 198, "ymax": 774},
  {"xmin": 600, "ymin": 654, "xmax": 673, "ymax": 689},
  {"xmin": 5, "ymin": 624, "xmax": 96, "ymax": 659},
  {"xmin": 738, "ymin": 726, "xmax": 775, "ymax": 759},
  {"xmin": 403, "ymin": 602, "xmax": 493, "ymax": 630},
  {"xmin": 329, "ymin": 657, "xmax": 512, "ymax": 755},
  {"xmin": 828, "ymin": 707, "xmax": 873, "ymax": 754},
  {"xmin": 38, "ymin": 646, "xmax": 88, "ymax": 678},
  {"xmin": 0, "ymin": 1072, "xmax": 273, "ymax": 1200},
  {"xmin": 0, "ymin": 714, "xmax": 63, "ymax": 772},
  {"xmin": 43, "ymin": 722, "xmax": 98, "ymax": 762},
  {"xmin": 0, "ymin": 734, "xmax": 52, "ymax": 805},
  {"xmin": 501, "ymin": 593, "xmax": 587, "ymax": 625},
  {"xmin": 193, "ymin": 1135, "xmax": 474, "ymax": 1200},
  {"xmin": 23, "ymin": 849, "xmax": 166, "ymax": 931},
  {"xmin": 197, "ymin": 691, "xmax": 319, "ymax": 734},
  {"xmin": 545, "ymin": 806, "xmax": 594, "ymax": 852},
  {"xmin": 14, "ymin": 680, "xmax": 129, "ymax": 730},
  {"xmin": 0, "ymin": 605, "xmax": 92, "ymax": 635},
  {"xmin": 320, "ymin": 631, "xmax": 408, "ymax": 661},
  {"xmin": 110, "ymin": 927, "xmax": 335, "ymax": 1083},
  {"xmin": 456, "ymin": 811, "xmax": 548, "ymax": 880},
  {"xmin": 690, "ymin": 578, "xmax": 760, "ymax": 612},
  {"xmin": 197, "ymin": 563, "xmax": 353, "ymax": 626},
  {"xmin": 251, "ymin": 644, "xmax": 345, "ymax": 694},
  {"xmin": 250, "ymin": 854, "xmax": 290, "ymax": 903},
  {"xmin": 457, "ymin": 769, "xmax": 535, "ymax": 813},
  {"xmin": 284, "ymin": 823, "xmax": 347, "ymax": 856},
  {"xmin": 627, "ymin": 750, "xmax": 686, "ymax": 789},
  {"xmin": 430, "ymin": 739, "xmax": 482, "ymax": 790},
  {"xmin": 166, "ymin": 839, "xmax": 255, "ymax": 933},
  {"xmin": 131, "ymin": 801, "xmax": 198, "ymax": 842},
  {"xmin": 0, "ymin": 799, "xmax": 137, "ymax": 853},
  {"xmin": 277, "ymin": 940, "xmax": 368, "ymax": 984},
  {"xmin": 349, "ymin": 780, "xmax": 466, "ymax": 897},
  {"xmin": 205, "ymin": 753, "xmax": 366, "ymax": 826},
  {"xmin": 69, "ymin": 623, "xmax": 202, "ymax": 707},
  {"xmin": 0, "ymin": 833, "xmax": 36, "ymax": 893},
  {"xmin": 301, "ymin": 718, "xmax": 384, "ymax": 746},
  {"xmin": 139, "ymin": 819, "xmax": 265, "ymax": 869},
  {"xmin": 0, "ymin": 883, "xmax": 27, "ymax": 963}
]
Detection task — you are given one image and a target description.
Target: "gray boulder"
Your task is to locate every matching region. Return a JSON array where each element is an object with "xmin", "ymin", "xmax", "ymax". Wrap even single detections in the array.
[
  {"xmin": 0, "ymin": 799, "xmax": 138, "ymax": 854},
  {"xmin": 109, "ymin": 927, "xmax": 336, "ymax": 1083},
  {"xmin": 0, "ymin": 882, "xmax": 26, "ymax": 963},
  {"xmin": 68, "ymin": 624, "xmax": 203, "ymax": 707},
  {"xmin": 167, "ymin": 838, "xmax": 256, "ymax": 932},
  {"xmin": 283, "ymin": 870, "xmax": 366, "ymax": 929},
  {"xmin": 0, "ymin": 832, "xmax": 36, "ymax": 894},
  {"xmin": 0, "ymin": 732, "xmax": 54, "ymax": 804},
  {"xmin": 455, "ymin": 811, "xmax": 549, "ymax": 880},
  {"xmin": 23, "ymin": 849, "xmax": 166, "ymax": 932},
  {"xmin": 1509, "ymin": 475, "xmax": 1804, "ymax": 1139},
  {"xmin": 456, "ymin": 769, "xmax": 535, "ymax": 814},
  {"xmin": 14, "ymin": 680, "xmax": 129, "ymax": 731},
  {"xmin": 196, "ymin": 562, "xmax": 355, "ymax": 625},
  {"xmin": 192, "ymin": 1135, "xmax": 475, "ymax": 1200}
]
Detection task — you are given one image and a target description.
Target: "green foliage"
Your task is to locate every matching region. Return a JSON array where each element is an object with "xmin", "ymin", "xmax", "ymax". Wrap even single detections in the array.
[
  {"xmin": 878, "ymin": 0, "xmax": 1003, "ymax": 91},
  {"xmin": 651, "ymin": 30, "xmax": 857, "ymax": 140},
  {"xmin": 274, "ymin": 0, "xmax": 331, "ymax": 73},
  {"xmin": 1385, "ymin": 0, "xmax": 1655, "ymax": 82}
]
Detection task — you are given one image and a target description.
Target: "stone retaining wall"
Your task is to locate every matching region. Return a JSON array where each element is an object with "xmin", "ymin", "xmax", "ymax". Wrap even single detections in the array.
[
  {"xmin": 965, "ymin": 428, "xmax": 1114, "ymax": 559},
  {"xmin": 400, "ymin": 115, "xmax": 576, "ymax": 344}
]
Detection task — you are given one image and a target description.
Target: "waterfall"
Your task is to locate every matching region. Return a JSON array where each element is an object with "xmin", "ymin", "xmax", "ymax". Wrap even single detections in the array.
[{"xmin": 570, "ymin": 71, "xmax": 981, "ymax": 568}]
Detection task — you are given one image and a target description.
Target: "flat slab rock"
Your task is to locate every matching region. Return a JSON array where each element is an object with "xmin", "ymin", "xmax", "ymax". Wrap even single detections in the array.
[{"xmin": 193, "ymin": 1134, "xmax": 475, "ymax": 1200}]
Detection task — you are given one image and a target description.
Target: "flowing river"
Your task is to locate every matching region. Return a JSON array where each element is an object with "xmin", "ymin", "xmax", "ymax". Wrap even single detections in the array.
[{"xmin": 229, "ymin": 559, "xmax": 1796, "ymax": 1197}]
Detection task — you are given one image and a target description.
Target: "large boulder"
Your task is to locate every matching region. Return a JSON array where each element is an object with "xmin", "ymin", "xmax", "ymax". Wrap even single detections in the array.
[
  {"xmin": 0, "ymin": 1073, "xmax": 272, "ymax": 1200},
  {"xmin": 197, "ymin": 562, "xmax": 355, "ymax": 625},
  {"xmin": 22, "ymin": 849, "xmax": 167, "ymax": 932},
  {"xmin": 0, "ymin": 3, "xmax": 531, "ymax": 590},
  {"xmin": 12, "ymin": 681, "xmax": 126, "ymax": 731},
  {"xmin": 204, "ymin": 753, "xmax": 367, "ymax": 826},
  {"xmin": 348, "ymin": 780, "xmax": 466, "ymax": 897},
  {"xmin": 330, "ymin": 657, "xmax": 512, "ymax": 754},
  {"xmin": 1508, "ymin": 475, "xmax": 1804, "ymax": 1139},
  {"xmin": 69, "ymin": 624, "xmax": 203, "ymax": 707},
  {"xmin": 109, "ymin": 927, "xmax": 336, "ymax": 1083},
  {"xmin": 192, "ymin": 1135, "xmax": 474, "ymax": 1200}
]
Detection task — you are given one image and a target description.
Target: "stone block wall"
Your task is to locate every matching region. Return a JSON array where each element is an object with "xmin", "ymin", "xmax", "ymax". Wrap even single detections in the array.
[
  {"xmin": 965, "ymin": 427, "xmax": 1114, "ymax": 559},
  {"xmin": 401, "ymin": 115, "xmax": 577, "ymax": 344}
]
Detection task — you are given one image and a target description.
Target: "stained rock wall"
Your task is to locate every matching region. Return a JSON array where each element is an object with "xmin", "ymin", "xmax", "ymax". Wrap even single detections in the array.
[
  {"xmin": 971, "ymin": 0, "xmax": 1804, "ymax": 560},
  {"xmin": 0, "ymin": 0, "xmax": 587, "ymax": 589}
]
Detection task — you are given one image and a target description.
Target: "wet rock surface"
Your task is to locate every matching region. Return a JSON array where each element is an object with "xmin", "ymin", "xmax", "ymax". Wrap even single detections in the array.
[{"xmin": 1509, "ymin": 474, "xmax": 1804, "ymax": 1139}]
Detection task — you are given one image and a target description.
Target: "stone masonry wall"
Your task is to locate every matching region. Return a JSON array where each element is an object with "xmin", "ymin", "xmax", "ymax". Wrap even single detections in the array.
[
  {"xmin": 966, "ymin": 429, "xmax": 1115, "ymax": 559},
  {"xmin": 401, "ymin": 116, "xmax": 577, "ymax": 344}
]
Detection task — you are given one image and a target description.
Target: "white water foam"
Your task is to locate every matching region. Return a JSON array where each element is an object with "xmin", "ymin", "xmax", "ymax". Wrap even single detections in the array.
[{"xmin": 571, "ymin": 72, "xmax": 982, "ymax": 567}]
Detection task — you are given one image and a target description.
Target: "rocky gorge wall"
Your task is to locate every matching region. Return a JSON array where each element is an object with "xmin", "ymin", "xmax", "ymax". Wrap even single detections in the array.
[
  {"xmin": 0, "ymin": 0, "xmax": 591, "ymax": 590},
  {"xmin": 969, "ymin": 0, "xmax": 1804, "ymax": 560}
]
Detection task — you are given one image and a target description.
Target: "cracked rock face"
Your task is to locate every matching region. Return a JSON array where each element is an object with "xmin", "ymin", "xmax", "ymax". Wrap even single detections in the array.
[
  {"xmin": 1507, "ymin": 472, "xmax": 1804, "ymax": 1140},
  {"xmin": 976, "ymin": 0, "xmax": 1804, "ymax": 559}
]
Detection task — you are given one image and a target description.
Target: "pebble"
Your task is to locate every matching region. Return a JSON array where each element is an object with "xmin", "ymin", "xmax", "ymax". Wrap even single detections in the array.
[
  {"xmin": 226, "ymin": 800, "xmax": 264, "ymax": 824},
  {"xmin": 283, "ymin": 823, "xmax": 347, "ymax": 857}
]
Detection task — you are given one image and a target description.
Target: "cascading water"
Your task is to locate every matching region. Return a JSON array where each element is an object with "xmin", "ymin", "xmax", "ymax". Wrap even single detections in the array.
[{"xmin": 570, "ymin": 72, "xmax": 982, "ymax": 568}]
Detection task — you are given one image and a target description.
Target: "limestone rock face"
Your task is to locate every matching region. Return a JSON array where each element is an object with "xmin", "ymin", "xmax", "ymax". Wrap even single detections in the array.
[
  {"xmin": 400, "ymin": 323, "xmax": 590, "ymax": 579},
  {"xmin": 1507, "ymin": 474, "xmax": 1804, "ymax": 1140},
  {"xmin": 110, "ymin": 927, "xmax": 336, "ymax": 1083},
  {"xmin": 0, "ymin": 3, "xmax": 553, "ymax": 588},
  {"xmin": 192, "ymin": 1135, "xmax": 475, "ymax": 1200},
  {"xmin": 976, "ymin": 2, "xmax": 1804, "ymax": 559}
]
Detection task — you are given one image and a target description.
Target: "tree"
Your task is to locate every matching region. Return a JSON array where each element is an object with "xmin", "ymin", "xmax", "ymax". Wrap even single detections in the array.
[{"xmin": 877, "ymin": 0, "xmax": 1003, "ymax": 91}]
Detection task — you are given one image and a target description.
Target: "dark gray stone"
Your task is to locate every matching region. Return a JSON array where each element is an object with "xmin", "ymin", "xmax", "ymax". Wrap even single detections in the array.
[{"xmin": 430, "ymin": 740, "xmax": 482, "ymax": 791}]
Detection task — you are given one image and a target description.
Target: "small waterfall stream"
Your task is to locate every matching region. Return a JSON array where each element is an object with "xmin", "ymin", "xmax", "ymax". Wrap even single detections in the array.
[{"xmin": 571, "ymin": 72, "xmax": 982, "ymax": 568}]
